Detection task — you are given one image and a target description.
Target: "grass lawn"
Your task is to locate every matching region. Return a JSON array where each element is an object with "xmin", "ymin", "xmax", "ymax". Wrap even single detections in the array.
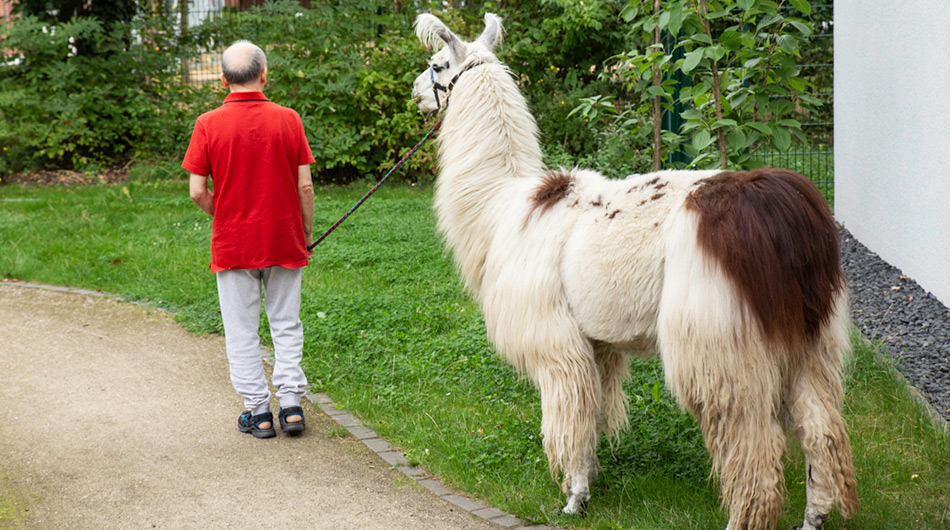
[{"xmin": 1, "ymin": 179, "xmax": 947, "ymax": 529}]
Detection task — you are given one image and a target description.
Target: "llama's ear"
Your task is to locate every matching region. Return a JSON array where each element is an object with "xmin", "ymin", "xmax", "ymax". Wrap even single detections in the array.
[
  {"xmin": 477, "ymin": 13, "xmax": 504, "ymax": 50},
  {"xmin": 414, "ymin": 14, "xmax": 467, "ymax": 61}
]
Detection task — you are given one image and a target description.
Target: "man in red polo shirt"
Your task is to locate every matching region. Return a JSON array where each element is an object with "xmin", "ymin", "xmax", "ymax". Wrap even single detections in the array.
[{"xmin": 183, "ymin": 40, "xmax": 314, "ymax": 439}]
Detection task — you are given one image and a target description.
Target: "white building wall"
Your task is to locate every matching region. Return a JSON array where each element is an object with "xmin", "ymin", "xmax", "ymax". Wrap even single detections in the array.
[{"xmin": 834, "ymin": 1, "xmax": 950, "ymax": 306}]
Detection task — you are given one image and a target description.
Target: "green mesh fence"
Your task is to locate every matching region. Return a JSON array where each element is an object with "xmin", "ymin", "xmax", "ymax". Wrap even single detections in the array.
[{"xmin": 749, "ymin": 3, "xmax": 834, "ymax": 201}]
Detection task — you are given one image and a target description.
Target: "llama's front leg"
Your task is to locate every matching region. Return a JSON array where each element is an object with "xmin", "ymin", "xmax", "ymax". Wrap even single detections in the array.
[
  {"xmin": 594, "ymin": 344, "xmax": 631, "ymax": 441},
  {"xmin": 534, "ymin": 358, "xmax": 601, "ymax": 515}
]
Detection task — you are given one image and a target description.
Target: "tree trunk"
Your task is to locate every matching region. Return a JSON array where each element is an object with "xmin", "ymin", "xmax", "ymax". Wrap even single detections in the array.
[
  {"xmin": 696, "ymin": 0, "xmax": 728, "ymax": 168},
  {"xmin": 652, "ymin": 0, "xmax": 663, "ymax": 171}
]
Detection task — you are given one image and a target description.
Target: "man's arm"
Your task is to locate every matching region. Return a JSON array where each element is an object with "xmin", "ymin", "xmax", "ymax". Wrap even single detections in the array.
[
  {"xmin": 189, "ymin": 173, "xmax": 214, "ymax": 217},
  {"xmin": 298, "ymin": 164, "xmax": 315, "ymax": 248}
]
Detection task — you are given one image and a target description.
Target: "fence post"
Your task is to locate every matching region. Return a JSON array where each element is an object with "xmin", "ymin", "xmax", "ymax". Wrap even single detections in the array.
[{"xmin": 180, "ymin": 0, "xmax": 190, "ymax": 84}]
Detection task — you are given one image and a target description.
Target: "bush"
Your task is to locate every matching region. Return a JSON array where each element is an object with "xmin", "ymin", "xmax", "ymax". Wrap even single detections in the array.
[
  {"xmin": 0, "ymin": 12, "xmax": 216, "ymax": 176},
  {"xmin": 498, "ymin": 0, "xmax": 652, "ymax": 176},
  {"xmin": 0, "ymin": 0, "xmax": 643, "ymax": 181},
  {"xmin": 201, "ymin": 1, "xmax": 435, "ymax": 184},
  {"xmin": 574, "ymin": 0, "xmax": 821, "ymax": 170}
]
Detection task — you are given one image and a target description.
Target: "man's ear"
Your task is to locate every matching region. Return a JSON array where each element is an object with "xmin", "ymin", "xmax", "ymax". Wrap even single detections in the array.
[
  {"xmin": 260, "ymin": 67, "xmax": 268, "ymax": 87},
  {"xmin": 221, "ymin": 74, "xmax": 230, "ymax": 89}
]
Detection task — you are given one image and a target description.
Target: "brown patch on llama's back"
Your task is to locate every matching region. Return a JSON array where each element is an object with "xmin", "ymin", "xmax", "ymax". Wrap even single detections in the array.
[
  {"xmin": 685, "ymin": 168, "xmax": 844, "ymax": 349},
  {"xmin": 530, "ymin": 170, "xmax": 575, "ymax": 217}
]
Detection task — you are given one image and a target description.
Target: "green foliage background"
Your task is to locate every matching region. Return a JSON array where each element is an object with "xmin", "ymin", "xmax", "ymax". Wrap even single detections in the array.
[
  {"xmin": 0, "ymin": 0, "xmax": 642, "ymax": 182},
  {"xmin": 1, "ymin": 0, "xmax": 828, "ymax": 181}
]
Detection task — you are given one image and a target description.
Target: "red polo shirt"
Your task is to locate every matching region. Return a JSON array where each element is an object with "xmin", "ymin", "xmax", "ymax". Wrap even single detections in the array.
[{"xmin": 182, "ymin": 91, "xmax": 316, "ymax": 272}]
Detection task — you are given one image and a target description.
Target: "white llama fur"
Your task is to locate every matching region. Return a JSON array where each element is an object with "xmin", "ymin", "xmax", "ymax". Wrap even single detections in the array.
[{"xmin": 412, "ymin": 13, "xmax": 857, "ymax": 530}]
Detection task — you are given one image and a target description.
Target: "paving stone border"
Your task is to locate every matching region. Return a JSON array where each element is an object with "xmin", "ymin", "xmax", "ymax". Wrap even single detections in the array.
[{"xmin": 302, "ymin": 390, "xmax": 558, "ymax": 530}]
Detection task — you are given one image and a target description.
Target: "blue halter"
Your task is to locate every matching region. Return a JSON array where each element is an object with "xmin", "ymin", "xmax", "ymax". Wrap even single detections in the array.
[{"xmin": 427, "ymin": 62, "xmax": 482, "ymax": 119}]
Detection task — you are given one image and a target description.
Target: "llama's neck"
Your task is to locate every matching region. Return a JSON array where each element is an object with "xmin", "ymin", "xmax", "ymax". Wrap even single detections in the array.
[{"xmin": 433, "ymin": 62, "xmax": 545, "ymax": 292}]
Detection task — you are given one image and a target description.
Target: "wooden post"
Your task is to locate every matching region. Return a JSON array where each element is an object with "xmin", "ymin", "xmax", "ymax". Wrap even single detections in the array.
[{"xmin": 652, "ymin": 0, "xmax": 662, "ymax": 171}]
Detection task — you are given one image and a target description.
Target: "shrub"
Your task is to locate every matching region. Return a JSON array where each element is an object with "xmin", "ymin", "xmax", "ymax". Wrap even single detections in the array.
[
  {"xmin": 0, "ymin": 12, "xmax": 216, "ymax": 176},
  {"xmin": 201, "ymin": 0, "xmax": 434, "ymax": 184},
  {"xmin": 0, "ymin": 0, "xmax": 643, "ymax": 181},
  {"xmin": 574, "ymin": 0, "xmax": 821, "ymax": 170},
  {"xmin": 499, "ymin": 0, "xmax": 651, "ymax": 175}
]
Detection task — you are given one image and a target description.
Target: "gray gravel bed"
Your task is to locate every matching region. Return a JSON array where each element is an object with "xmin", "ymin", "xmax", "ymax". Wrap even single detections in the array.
[{"xmin": 840, "ymin": 227, "xmax": 950, "ymax": 421}]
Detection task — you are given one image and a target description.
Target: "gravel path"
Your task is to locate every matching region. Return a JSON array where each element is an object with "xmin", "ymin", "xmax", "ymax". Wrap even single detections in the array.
[
  {"xmin": 0, "ymin": 286, "xmax": 503, "ymax": 530},
  {"xmin": 840, "ymin": 228, "xmax": 950, "ymax": 421}
]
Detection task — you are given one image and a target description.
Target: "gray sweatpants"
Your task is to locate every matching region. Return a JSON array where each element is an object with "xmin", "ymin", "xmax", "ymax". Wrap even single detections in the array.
[{"xmin": 216, "ymin": 266, "xmax": 308, "ymax": 415}]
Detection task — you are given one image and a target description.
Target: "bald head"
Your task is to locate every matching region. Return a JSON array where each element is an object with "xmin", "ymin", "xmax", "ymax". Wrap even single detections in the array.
[{"xmin": 222, "ymin": 40, "xmax": 267, "ymax": 87}]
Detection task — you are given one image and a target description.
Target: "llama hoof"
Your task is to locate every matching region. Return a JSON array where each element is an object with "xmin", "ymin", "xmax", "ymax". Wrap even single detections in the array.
[
  {"xmin": 561, "ymin": 480, "xmax": 590, "ymax": 516},
  {"xmin": 795, "ymin": 511, "xmax": 827, "ymax": 530},
  {"xmin": 561, "ymin": 498, "xmax": 587, "ymax": 516}
]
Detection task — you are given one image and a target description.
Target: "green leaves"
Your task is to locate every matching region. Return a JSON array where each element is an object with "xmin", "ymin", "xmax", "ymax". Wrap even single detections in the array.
[
  {"xmin": 603, "ymin": 0, "xmax": 820, "ymax": 169},
  {"xmin": 0, "ymin": 13, "xmax": 207, "ymax": 173},
  {"xmin": 789, "ymin": 0, "xmax": 813, "ymax": 16},
  {"xmin": 691, "ymin": 129, "xmax": 713, "ymax": 152},
  {"xmin": 771, "ymin": 126, "xmax": 792, "ymax": 152},
  {"xmin": 681, "ymin": 48, "xmax": 704, "ymax": 73}
]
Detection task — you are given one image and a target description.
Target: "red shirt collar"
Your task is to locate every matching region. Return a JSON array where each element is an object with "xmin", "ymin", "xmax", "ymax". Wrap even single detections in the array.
[{"xmin": 224, "ymin": 91, "xmax": 268, "ymax": 103}]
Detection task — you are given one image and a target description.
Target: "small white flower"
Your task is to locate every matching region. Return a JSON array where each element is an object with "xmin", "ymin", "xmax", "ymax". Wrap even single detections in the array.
[
  {"xmin": 42, "ymin": 26, "xmax": 48, "ymax": 34},
  {"xmin": 68, "ymin": 36, "xmax": 75, "ymax": 44},
  {"xmin": 295, "ymin": 12, "xmax": 303, "ymax": 18}
]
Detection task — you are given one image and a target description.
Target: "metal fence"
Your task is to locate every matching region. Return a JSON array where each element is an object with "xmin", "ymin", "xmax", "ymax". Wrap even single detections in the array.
[
  {"xmin": 174, "ymin": 0, "xmax": 234, "ymax": 85},
  {"xmin": 750, "ymin": 3, "xmax": 834, "ymax": 201},
  {"xmin": 173, "ymin": 0, "xmax": 312, "ymax": 84}
]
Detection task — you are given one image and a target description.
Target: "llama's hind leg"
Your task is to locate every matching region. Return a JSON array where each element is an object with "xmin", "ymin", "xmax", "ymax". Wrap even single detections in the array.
[
  {"xmin": 662, "ymin": 340, "xmax": 788, "ymax": 530},
  {"xmin": 660, "ymin": 327, "xmax": 787, "ymax": 529},
  {"xmin": 534, "ymin": 354, "xmax": 601, "ymax": 515},
  {"xmin": 697, "ymin": 380, "xmax": 787, "ymax": 530},
  {"xmin": 787, "ymin": 366, "xmax": 859, "ymax": 530}
]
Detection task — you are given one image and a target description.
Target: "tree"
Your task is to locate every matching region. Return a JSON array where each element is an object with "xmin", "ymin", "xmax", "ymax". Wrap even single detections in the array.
[
  {"xmin": 573, "ymin": 0, "xmax": 819, "ymax": 170},
  {"xmin": 14, "ymin": 0, "xmax": 139, "ymax": 26}
]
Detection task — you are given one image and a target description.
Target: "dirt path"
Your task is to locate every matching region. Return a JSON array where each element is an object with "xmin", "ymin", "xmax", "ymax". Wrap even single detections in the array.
[{"xmin": 0, "ymin": 285, "xmax": 501, "ymax": 530}]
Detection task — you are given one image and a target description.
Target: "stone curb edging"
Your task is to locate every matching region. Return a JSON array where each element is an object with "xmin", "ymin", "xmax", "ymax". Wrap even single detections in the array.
[
  {"xmin": 301, "ymin": 390, "xmax": 558, "ymax": 530},
  {"xmin": 855, "ymin": 335, "xmax": 950, "ymax": 434},
  {"xmin": 1, "ymin": 280, "xmax": 111, "ymax": 298}
]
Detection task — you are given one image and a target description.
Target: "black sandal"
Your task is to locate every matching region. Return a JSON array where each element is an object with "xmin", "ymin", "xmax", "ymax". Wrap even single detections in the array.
[
  {"xmin": 278, "ymin": 406, "xmax": 306, "ymax": 435},
  {"xmin": 238, "ymin": 410, "xmax": 276, "ymax": 439}
]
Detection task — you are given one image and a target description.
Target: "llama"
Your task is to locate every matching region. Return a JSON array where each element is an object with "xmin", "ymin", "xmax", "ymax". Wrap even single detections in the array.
[{"xmin": 411, "ymin": 13, "xmax": 858, "ymax": 530}]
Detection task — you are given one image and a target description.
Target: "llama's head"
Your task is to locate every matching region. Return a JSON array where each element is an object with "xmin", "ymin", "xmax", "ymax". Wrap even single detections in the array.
[{"xmin": 411, "ymin": 12, "xmax": 504, "ymax": 116}]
